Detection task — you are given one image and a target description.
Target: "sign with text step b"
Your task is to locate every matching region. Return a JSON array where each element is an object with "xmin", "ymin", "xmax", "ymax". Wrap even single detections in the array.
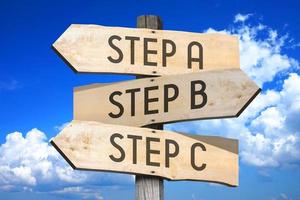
[{"xmin": 74, "ymin": 69, "xmax": 260, "ymax": 127}]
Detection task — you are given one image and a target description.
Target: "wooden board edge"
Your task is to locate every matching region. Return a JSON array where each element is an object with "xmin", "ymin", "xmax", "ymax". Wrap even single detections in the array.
[
  {"xmin": 73, "ymin": 68, "xmax": 250, "ymax": 91},
  {"xmin": 52, "ymin": 23, "xmax": 240, "ymax": 76},
  {"xmin": 236, "ymin": 88, "xmax": 261, "ymax": 117},
  {"xmin": 72, "ymin": 166, "xmax": 238, "ymax": 187},
  {"xmin": 52, "ymin": 45, "xmax": 78, "ymax": 74},
  {"xmin": 68, "ymin": 67, "xmax": 241, "ymax": 77},
  {"xmin": 51, "ymin": 143, "xmax": 238, "ymax": 187},
  {"xmin": 52, "ymin": 120, "xmax": 239, "ymax": 186},
  {"xmin": 69, "ymin": 23, "xmax": 240, "ymax": 41},
  {"xmin": 182, "ymin": 133, "xmax": 239, "ymax": 154},
  {"xmin": 50, "ymin": 140, "xmax": 76, "ymax": 169},
  {"xmin": 73, "ymin": 83, "xmax": 112, "ymax": 92}
]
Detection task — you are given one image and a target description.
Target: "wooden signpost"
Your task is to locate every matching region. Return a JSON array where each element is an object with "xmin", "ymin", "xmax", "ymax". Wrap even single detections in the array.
[
  {"xmin": 51, "ymin": 15, "xmax": 261, "ymax": 200},
  {"xmin": 74, "ymin": 69, "xmax": 260, "ymax": 127},
  {"xmin": 53, "ymin": 24, "xmax": 240, "ymax": 76},
  {"xmin": 135, "ymin": 16, "xmax": 164, "ymax": 200},
  {"xmin": 51, "ymin": 120, "xmax": 238, "ymax": 186}
]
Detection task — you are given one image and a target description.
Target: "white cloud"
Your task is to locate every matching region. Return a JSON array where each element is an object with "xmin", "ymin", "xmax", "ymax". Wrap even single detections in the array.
[
  {"xmin": 0, "ymin": 129, "xmax": 57, "ymax": 187},
  {"xmin": 237, "ymin": 24, "xmax": 297, "ymax": 86},
  {"xmin": 241, "ymin": 73, "xmax": 300, "ymax": 167},
  {"xmin": 1, "ymin": 13, "xmax": 299, "ymax": 197},
  {"xmin": 52, "ymin": 186, "xmax": 104, "ymax": 200},
  {"xmin": 0, "ymin": 79, "xmax": 20, "ymax": 91},
  {"xmin": 269, "ymin": 192, "xmax": 294, "ymax": 200},
  {"xmin": 234, "ymin": 13, "xmax": 252, "ymax": 23},
  {"xmin": 280, "ymin": 193, "xmax": 289, "ymax": 200},
  {"xmin": 168, "ymin": 72, "xmax": 300, "ymax": 168},
  {"xmin": 207, "ymin": 18, "xmax": 299, "ymax": 87},
  {"xmin": 167, "ymin": 15, "xmax": 300, "ymax": 168},
  {"xmin": 55, "ymin": 166, "xmax": 87, "ymax": 183},
  {"xmin": 0, "ymin": 128, "xmax": 133, "ymax": 195},
  {"xmin": 54, "ymin": 122, "xmax": 70, "ymax": 131},
  {"xmin": 250, "ymin": 107, "xmax": 285, "ymax": 135}
]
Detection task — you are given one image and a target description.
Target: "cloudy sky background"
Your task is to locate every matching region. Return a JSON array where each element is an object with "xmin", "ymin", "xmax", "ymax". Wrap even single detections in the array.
[{"xmin": 1, "ymin": 0, "xmax": 300, "ymax": 199}]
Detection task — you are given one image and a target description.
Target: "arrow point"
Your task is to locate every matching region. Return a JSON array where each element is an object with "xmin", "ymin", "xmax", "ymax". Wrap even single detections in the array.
[
  {"xmin": 50, "ymin": 140, "xmax": 77, "ymax": 170},
  {"xmin": 51, "ymin": 44, "xmax": 79, "ymax": 74},
  {"xmin": 236, "ymin": 88, "xmax": 261, "ymax": 117}
]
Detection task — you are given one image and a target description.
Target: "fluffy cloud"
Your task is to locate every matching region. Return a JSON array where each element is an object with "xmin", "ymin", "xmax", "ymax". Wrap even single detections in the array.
[
  {"xmin": 51, "ymin": 186, "xmax": 104, "ymax": 200},
  {"xmin": 206, "ymin": 16, "xmax": 298, "ymax": 87},
  {"xmin": 167, "ymin": 14, "xmax": 300, "ymax": 168},
  {"xmin": 0, "ymin": 129, "xmax": 56, "ymax": 187},
  {"xmin": 239, "ymin": 72, "xmax": 300, "ymax": 168},
  {"xmin": 0, "ymin": 128, "xmax": 133, "ymax": 195},
  {"xmin": 238, "ymin": 25, "xmax": 298, "ymax": 86},
  {"xmin": 1, "ymin": 13, "xmax": 299, "ymax": 197},
  {"xmin": 234, "ymin": 13, "xmax": 252, "ymax": 23},
  {"xmin": 167, "ymin": 73, "xmax": 300, "ymax": 168}
]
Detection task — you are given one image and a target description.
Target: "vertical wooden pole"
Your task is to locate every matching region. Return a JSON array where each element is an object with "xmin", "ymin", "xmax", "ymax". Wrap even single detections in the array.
[{"xmin": 136, "ymin": 15, "xmax": 164, "ymax": 200}]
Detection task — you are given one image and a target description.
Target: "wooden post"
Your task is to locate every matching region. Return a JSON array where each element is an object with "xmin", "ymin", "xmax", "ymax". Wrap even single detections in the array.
[{"xmin": 136, "ymin": 15, "xmax": 164, "ymax": 200}]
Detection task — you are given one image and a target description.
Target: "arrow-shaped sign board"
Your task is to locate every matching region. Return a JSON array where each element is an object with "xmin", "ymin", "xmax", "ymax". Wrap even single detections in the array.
[
  {"xmin": 53, "ymin": 24, "xmax": 240, "ymax": 76},
  {"xmin": 51, "ymin": 120, "xmax": 238, "ymax": 186},
  {"xmin": 74, "ymin": 69, "xmax": 260, "ymax": 127}
]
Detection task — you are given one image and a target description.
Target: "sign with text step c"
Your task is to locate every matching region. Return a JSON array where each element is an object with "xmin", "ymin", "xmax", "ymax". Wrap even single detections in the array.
[{"xmin": 51, "ymin": 120, "xmax": 239, "ymax": 186}]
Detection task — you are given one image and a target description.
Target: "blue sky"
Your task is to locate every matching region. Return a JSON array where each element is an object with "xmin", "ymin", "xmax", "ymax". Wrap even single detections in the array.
[{"xmin": 1, "ymin": 0, "xmax": 300, "ymax": 200}]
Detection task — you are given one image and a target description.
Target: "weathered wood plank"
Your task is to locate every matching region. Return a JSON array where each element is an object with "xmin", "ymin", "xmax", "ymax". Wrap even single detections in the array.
[
  {"xmin": 137, "ymin": 15, "xmax": 163, "ymax": 30},
  {"xmin": 51, "ymin": 120, "xmax": 239, "ymax": 186},
  {"xmin": 53, "ymin": 24, "xmax": 240, "ymax": 76},
  {"xmin": 136, "ymin": 175, "xmax": 164, "ymax": 200},
  {"xmin": 73, "ymin": 69, "xmax": 260, "ymax": 127},
  {"xmin": 136, "ymin": 15, "xmax": 164, "ymax": 200}
]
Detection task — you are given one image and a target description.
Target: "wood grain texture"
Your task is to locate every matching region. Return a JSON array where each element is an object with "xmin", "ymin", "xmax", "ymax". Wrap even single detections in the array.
[
  {"xmin": 52, "ymin": 24, "xmax": 240, "ymax": 76},
  {"xmin": 51, "ymin": 120, "xmax": 239, "ymax": 186},
  {"xmin": 137, "ymin": 15, "xmax": 163, "ymax": 29},
  {"xmin": 73, "ymin": 69, "xmax": 260, "ymax": 127},
  {"xmin": 136, "ymin": 175, "xmax": 164, "ymax": 200},
  {"xmin": 136, "ymin": 15, "xmax": 164, "ymax": 200}
]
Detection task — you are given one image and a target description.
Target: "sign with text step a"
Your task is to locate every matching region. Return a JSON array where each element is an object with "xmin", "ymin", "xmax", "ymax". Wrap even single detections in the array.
[{"xmin": 53, "ymin": 24, "xmax": 240, "ymax": 76}]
